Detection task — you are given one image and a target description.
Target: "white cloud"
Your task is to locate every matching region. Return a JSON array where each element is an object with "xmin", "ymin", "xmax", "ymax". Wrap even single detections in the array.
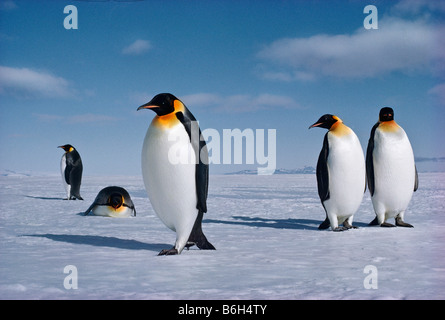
[
  {"xmin": 391, "ymin": 0, "xmax": 445, "ymax": 15},
  {"xmin": 33, "ymin": 113, "xmax": 118, "ymax": 124},
  {"xmin": 257, "ymin": 17, "xmax": 444, "ymax": 81},
  {"xmin": 181, "ymin": 92, "xmax": 303, "ymax": 113},
  {"xmin": 0, "ymin": 66, "xmax": 73, "ymax": 97},
  {"xmin": 428, "ymin": 83, "xmax": 445, "ymax": 107},
  {"xmin": 0, "ymin": 1, "xmax": 18, "ymax": 11},
  {"xmin": 122, "ymin": 39, "xmax": 152, "ymax": 55}
]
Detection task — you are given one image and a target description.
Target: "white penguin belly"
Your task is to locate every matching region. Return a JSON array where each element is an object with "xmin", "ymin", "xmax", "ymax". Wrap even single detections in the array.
[
  {"xmin": 372, "ymin": 129, "xmax": 415, "ymax": 218},
  {"xmin": 60, "ymin": 154, "xmax": 70, "ymax": 198},
  {"xmin": 141, "ymin": 123, "xmax": 198, "ymax": 242},
  {"xmin": 324, "ymin": 133, "xmax": 366, "ymax": 219},
  {"xmin": 91, "ymin": 205, "xmax": 132, "ymax": 218}
]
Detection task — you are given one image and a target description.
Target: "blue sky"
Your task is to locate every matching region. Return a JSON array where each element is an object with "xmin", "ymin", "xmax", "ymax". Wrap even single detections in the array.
[{"xmin": 0, "ymin": 0, "xmax": 444, "ymax": 175}]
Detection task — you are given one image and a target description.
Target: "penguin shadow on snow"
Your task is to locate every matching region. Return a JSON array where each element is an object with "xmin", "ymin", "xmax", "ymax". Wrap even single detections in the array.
[
  {"xmin": 205, "ymin": 216, "xmax": 320, "ymax": 230},
  {"xmin": 205, "ymin": 216, "xmax": 369, "ymax": 230},
  {"xmin": 22, "ymin": 234, "xmax": 170, "ymax": 252},
  {"xmin": 25, "ymin": 195, "xmax": 67, "ymax": 201}
]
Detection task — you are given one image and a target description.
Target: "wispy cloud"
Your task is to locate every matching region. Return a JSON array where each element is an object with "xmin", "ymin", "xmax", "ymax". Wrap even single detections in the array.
[
  {"xmin": 122, "ymin": 39, "xmax": 152, "ymax": 55},
  {"xmin": 257, "ymin": 17, "xmax": 444, "ymax": 81},
  {"xmin": 0, "ymin": 1, "xmax": 17, "ymax": 11},
  {"xmin": 0, "ymin": 66, "xmax": 73, "ymax": 98},
  {"xmin": 33, "ymin": 113, "xmax": 118, "ymax": 124},
  {"xmin": 181, "ymin": 93, "xmax": 303, "ymax": 113},
  {"xmin": 428, "ymin": 83, "xmax": 445, "ymax": 107}
]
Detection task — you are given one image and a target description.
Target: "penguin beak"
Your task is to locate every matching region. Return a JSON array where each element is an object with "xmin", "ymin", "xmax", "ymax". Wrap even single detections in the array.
[
  {"xmin": 308, "ymin": 122, "xmax": 322, "ymax": 129},
  {"xmin": 137, "ymin": 102, "xmax": 157, "ymax": 111},
  {"xmin": 137, "ymin": 97, "xmax": 159, "ymax": 111}
]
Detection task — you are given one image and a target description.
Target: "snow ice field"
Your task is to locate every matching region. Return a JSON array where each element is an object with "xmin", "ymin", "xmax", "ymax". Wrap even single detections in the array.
[{"xmin": 0, "ymin": 172, "xmax": 444, "ymax": 299}]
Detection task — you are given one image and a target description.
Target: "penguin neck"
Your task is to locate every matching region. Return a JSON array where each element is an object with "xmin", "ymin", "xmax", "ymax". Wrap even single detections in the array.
[
  {"xmin": 329, "ymin": 121, "xmax": 351, "ymax": 137},
  {"xmin": 151, "ymin": 100, "xmax": 186, "ymax": 129},
  {"xmin": 379, "ymin": 120, "xmax": 400, "ymax": 132}
]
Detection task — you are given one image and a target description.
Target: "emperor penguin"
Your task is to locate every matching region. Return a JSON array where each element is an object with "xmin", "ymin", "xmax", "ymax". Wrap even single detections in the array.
[
  {"xmin": 84, "ymin": 186, "xmax": 136, "ymax": 217},
  {"xmin": 58, "ymin": 144, "xmax": 83, "ymax": 200},
  {"xmin": 309, "ymin": 114, "xmax": 366, "ymax": 231},
  {"xmin": 366, "ymin": 107, "xmax": 418, "ymax": 227},
  {"xmin": 137, "ymin": 93, "xmax": 215, "ymax": 255}
]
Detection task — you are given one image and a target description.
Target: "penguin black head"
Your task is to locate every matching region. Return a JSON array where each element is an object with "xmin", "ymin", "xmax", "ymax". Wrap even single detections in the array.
[
  {"xmin": 58, "ymin": 144, "xmax": 74, "ymax": 152},
  {"xmin": 108, "ymin": 193, "xmax": 124, "ymax": 210},
  {"xmin": 309, "ymin": 114, "xmax": 340, "ymax": 130},
  {"xmin": 379, "ymin": 107, "xmax": 394, "ymax": 122},
  {"xmin": 137, "ymin": 93, "xmax": 179, "ymax": 116}
]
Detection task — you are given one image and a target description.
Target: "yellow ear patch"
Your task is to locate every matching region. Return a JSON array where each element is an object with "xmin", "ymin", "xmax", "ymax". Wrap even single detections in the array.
[
  {"xmin": 68, "ymin": 147, "xmax": 74, "ymax": 152},
  {"xmin": 173, "ymin": 99, "xmax": 185, "ymax": 113},
  {"xmin": 379, "ymin": 120, "xmax": 400, "ymax": 132}
]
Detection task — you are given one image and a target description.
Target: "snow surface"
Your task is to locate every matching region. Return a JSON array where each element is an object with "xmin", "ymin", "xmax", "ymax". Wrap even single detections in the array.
[{"xmin": 0, "ymin": 172, "xmax": 444, "ymax": 300}]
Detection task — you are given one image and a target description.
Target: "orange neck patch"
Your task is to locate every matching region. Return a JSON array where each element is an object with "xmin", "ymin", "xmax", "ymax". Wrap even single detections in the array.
[
  {"xmin": 151, "ymin": 99, "xmax": 185, "ymax": 129},
  {"xmin": 379, "ymin": 120, "xmax": 400, "ymax": 132},
  {"xmin": 330, "ymin": 121, "xmax": 352, "ymax": 137}
]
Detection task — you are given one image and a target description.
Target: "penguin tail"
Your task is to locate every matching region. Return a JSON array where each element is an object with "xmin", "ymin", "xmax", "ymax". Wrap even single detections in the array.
[
  {"xmin": 369, "ymin": 216, "xmax": 379, "ymax": 225},
  {"xmin": 187, "ymin": 210, "xmax": 215, "ymax": 250},
  {"xmin": 318, "ymin": 217, "xmax": 331, "ymax": 230}
]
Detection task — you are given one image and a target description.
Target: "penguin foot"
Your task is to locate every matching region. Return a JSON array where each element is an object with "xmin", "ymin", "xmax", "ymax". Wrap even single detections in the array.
[
  {"xmin": 380, "ymin": 222, "xmax": 396, "ymax": 227},
  {"xmin": 158, "ymin": 247, "xmax": 178, "ymax": 256},
  {"xmin": 369, "ymin": 217, "xmax": 379, "ymax": 225},
  {"xmin": 343, "ymin": 221, "xmax": 358, "ymax": 229},
  {"xmin": 395, "ymin": 217, "xmax": 413, "ymax": 228},
  {"xmin": 333, "ymin": 226, "xmax": 348, "ymax": 232}
]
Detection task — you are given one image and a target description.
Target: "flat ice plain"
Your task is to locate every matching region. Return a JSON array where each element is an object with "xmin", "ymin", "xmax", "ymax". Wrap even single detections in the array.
[{"xmin": 0, "ymin": 172, "xmax": 444, "ymax": 299}]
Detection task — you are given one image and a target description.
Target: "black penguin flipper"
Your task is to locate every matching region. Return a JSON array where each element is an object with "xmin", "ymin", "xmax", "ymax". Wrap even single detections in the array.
[
  {"xmin": 366, "ymin": 123, "xmax": 379, "ymax": 196},
  {"xmin": 83, "ymin": 203, "xmax": 96, "ymax": 216},
  {"xmin": 176, "ymin": 107, "xmax": 214, "ymax": 250},
  {"xmin": 176, "ymin": 109, "xmax": 209, "ymax": 213},
  {"xmin": 316, "ymin": 133, "xmax": 330, "ymax": 203},
  {"xmin": 414, "ymin": 165, "xmax": 419, "ymax": 192},
  {"xmin": 69, "ymin": 164, "xmax": 83, "ymax": 199}
]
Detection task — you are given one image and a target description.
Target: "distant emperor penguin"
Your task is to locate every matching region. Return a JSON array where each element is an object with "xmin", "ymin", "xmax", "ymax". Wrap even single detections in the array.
[
  {"xmin": 137, "ymin": 93, "xmax": 215, "ymax": 255},
  {"xmin": 366, "ymin": 107, "xmax": 418, "ymax": 227},
  {"xmin": 309, "ymin": 114, "xmax": 366, "ymax": 231},
  {"xmin": 58, "ymin": 144, "xmax": 83, "ymax": 200}
]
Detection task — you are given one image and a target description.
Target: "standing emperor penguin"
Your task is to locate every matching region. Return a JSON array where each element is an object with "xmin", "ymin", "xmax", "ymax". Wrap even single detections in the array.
[
  {"xmin": 366, "ymin": 107, "xmax": 418, "ymax": 227},
  {"xmin": 137, "ymin": 93, "xmax": 215, "ymax": 255},
  {"xmin": 58, "ymin": 144, "xmax": 83, "ymax": 200},
  {"xmin": 309, "ymin": 114, "xmax": 366, "ymax": 231}
]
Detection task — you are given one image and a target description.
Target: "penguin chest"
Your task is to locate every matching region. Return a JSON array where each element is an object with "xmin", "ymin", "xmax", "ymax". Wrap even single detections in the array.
[
  {"xmin": 372, "ymin": 128, "xmax": 415, "ymax": 212},
  {"xmin": 325, "ymin": 133, "xmax": 365, "ymax": 215},
  {"xmin": 141, "ymin": 122, "xmax": 198, "ymax": 232},
  {"xmin": 92, "ymin": 205, "xmax": 133, "ymax": 218},
  {"xmin": 60, "ymin": 154, "xmax": 70, "ymax": 194}
]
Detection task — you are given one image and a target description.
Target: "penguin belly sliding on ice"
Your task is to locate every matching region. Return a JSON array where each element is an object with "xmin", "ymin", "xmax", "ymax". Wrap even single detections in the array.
[
  {"xmin": 309, "ymin": 114, "xmax": 366, "ymax": 231},
  {"xmin": 84, "ymin": 186, "xmax": 136, "ymax": 217},
  {"xmin": 366, "ymin": 107, "xmax": 418, "ymax": 227},
  {"xmin": 138, "ymin": 93, "xmax": 215, "ymax": 255},
  {"xmin": 58, "ymin": 144, "xmax": 83, "ymax": 200}
]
